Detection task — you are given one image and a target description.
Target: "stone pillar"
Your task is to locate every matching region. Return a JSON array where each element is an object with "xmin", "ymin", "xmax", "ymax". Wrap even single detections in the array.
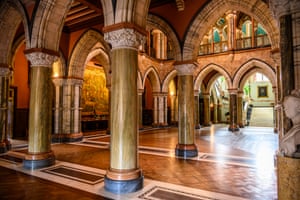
[
  {"xmin": 103, "ymin": 26, "xmax": 144, "ymax": 194},
  {"xmin": 228, "ymin": 89, "xmax": 239, "ymax": 131},
  {"xmin": 23, "ymin": 50, "xmax": 58, "ymax": 169},
  {"xmin": 175, "ymin": 64, "xmax": 198, "ymax": 158},
  {"xmin": 273, "ymin": 86, "xmax": 279, "ymax": 133},
  {"xmin": 152, "ymin": 94, "xmax": 159, "ymax": 127},
  {"xmin": 270, "ymin": 1, "xmax": 300, "ymax": 198},
  {"xmin": 106, "ymin": 86, "xmax": 111, "ymax": 134},
  {"xmin": 202, "ymin": 93, "xmax": 211, "ymax": 126},
  {"xmin": 194, "ymin": 91, "xmax": 201, "ymax": 129},
  {"xmin": 0, "ymin": 66, "xmax": 11, "ymax": 153},
  {"xmin": 213, "ymin": 102, "xmax": 218, "ymax": 124},
  {"xmin": 52, "ymin": 78, "xmax": 83, "ymax": 143},
  {"xmin": 237, "ymin": 91, "xmax": 244, "ymax": 128},
  {"xmin": 170, "ymin": 93, "xmax": 176, "ymax": 125},
  {"xmin": 138, "ymin": 90, "xmax": 143, "ymax": 129},
  {"xmin": 226, "ymin": 11, "xmax": 236, "ymax": 50}
]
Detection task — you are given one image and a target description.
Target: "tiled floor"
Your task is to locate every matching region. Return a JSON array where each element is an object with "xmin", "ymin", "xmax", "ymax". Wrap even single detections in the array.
[{"xmin": 0, "ymin": 124, "xmax": 278, "ymax": 200}]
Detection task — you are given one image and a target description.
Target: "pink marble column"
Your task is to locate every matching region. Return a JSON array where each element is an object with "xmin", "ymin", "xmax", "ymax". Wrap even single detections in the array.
[
  {"xmin": 175, "ymin": 64, "xmax": 198, "ymax": 158},
  {"xmin": 24, "ymin": 50, "xmax": 58, "ymax": 169}
]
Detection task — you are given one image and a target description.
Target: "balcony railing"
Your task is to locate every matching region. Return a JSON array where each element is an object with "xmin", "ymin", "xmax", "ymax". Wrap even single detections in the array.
[{"xmin": 199, "ymin": 34, "xmax": 271, "ymax": 55}]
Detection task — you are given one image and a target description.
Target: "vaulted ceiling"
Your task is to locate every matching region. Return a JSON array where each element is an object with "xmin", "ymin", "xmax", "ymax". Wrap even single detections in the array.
[{"xmin": 63, "ymin": 0, "xmax": 185, "ymax": 32}]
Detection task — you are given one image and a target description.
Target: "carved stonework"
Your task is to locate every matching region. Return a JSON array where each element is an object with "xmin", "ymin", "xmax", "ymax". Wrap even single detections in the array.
[
  {"xmin": 280, "ymin": 89, "xmax": 300, "ymax": 158},
  {"xmin": 175, "ymin": 64, "xmax": 195, "ymax": 76},
  {"xmin": 0, "ymin": 67, "xmax": 10, "ymax": 77},
  {"xmin": 25, "ymin": 52, "xmax": 58, "ymax": 67},
  {"xmin": 269, "ymin": 0, "xmax": 290, "ymax": 18},
  {"xmin": 104, "ymin": 28, "xmax": 145, "ymax": 50},
  {"xmin": 269, "ymin": 0, "xmax": 300, "ymax": 19}
]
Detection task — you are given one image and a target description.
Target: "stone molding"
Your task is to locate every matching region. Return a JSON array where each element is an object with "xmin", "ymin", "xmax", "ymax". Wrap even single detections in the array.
[
  {"xmin": 175, "ymin": 64, "xmax": 195, "ymax": 76},
  {"xmin": 52, "ymin": 78, "xmax": 83, "ymax": 86},
  {"xmin": 104, "ymin": 28, "xmax": 145, "ymax": 50},
  {"xmin": 270, "ymin": 0, "xmax": 300, "ymax": 19},
  {"xmin": 0, "ymin": 67, "xmax": 10, "ymax": 77},
  {"xmin": 25, "ymin": 52, "xmax": 57, "ymax": 68}
]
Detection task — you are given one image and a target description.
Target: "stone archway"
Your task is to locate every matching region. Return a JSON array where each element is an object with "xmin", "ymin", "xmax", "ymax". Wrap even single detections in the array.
[{"xmin": 183, "ymin": 0, "xmax": 279, "ymax": 61}]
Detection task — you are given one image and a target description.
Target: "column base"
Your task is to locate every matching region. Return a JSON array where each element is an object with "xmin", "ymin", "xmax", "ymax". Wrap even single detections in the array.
[
  {"xmin": 104, "ymin": 169, "xmax": 144, "ymax": 194},
  {"xmin": 175, "ymin": 144, "xmax": 198, "ymax": 158},
  {"xmin": 52, "ymin": 133, "xmax": 83, "ymax": 143},
  {"xmin": 277, "ymin": 155, "xmax": 300, "ymax": 200},
  {"xmin": 195, "ymin": 124, "xmax": 201, "ymax": 129},
  {"xmin": 0, "ymin": 140, "xmax": 11, "ymax": 153},
  {"xmin": 238, "ymin": 123, "xmax": 245, "ymax": 128},
  {"xmin": 106, "ymin": 129, "xmax": 111, "ymax": 135},
  {"xmin": 23, "ymin": 151, "xmax": 55, "ymax": 170},
  {"xmin": 274, "ymin": 127, "xmax": 278, "ymax": 133},
  {"xmin": 228, "ymin": 124, "xmax": 239, "ymax": 132}
]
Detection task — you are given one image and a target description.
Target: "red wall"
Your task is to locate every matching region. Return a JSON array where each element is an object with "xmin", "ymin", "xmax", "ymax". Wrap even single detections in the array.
[{"xmin": 13, "ymin": 43, "xmax": 29, "ymax": 109}]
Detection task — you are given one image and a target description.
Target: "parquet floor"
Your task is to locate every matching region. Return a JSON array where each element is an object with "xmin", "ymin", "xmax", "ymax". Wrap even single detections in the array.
[{"xmin": 0, "ymin": 124, "xmax": 278, "ymax": 200}]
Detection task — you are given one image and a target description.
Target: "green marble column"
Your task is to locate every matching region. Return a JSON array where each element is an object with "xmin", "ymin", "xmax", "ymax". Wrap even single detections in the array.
[
  {"xmin": 138, "ymin": 90, "xmax": 143, "ymax": 130},
  {"xmin": 228, "ymin": 89, "xmax": 239, "ymax": 132},
  {"xmin": 175, "ymin": 64, "xmax": 198, "ymax": 158},
  {"xmin": 104, "ymin": 27, "xmax": 144, "ymax": 194},
  {"xmin": 24, "ymin": 51, "xmax": 57, "ymax": 169},
  {"xmin": 0, "ymin": 66, "xmax": 10, "ymax": 153}
]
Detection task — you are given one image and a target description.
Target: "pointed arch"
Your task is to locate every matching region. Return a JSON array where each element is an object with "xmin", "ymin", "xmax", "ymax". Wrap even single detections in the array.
[
  {"xmin": 147, "ymin": 14, "xmax": 181, "ymax": 61},
  {"xmin": 29, "ymin": 0, "xmax": 73, "ymax": 50},
  {"xmin": 194, "ymin": 64, "xmax": 232, "ymax": 91},
  {"xmin": 206, "ymin": 73, "xmax": 225, "ymax": 94},
  {"xmin": 183, "ymin": 0, "xmax": 278, "ymax": 60},
  {"xmin": 233, "ymin": 59, "xmax": 276, "ymax": 89},
  {"xmin": 143, "ymin": 67, "xmax": 161, "ymax": 93},
  {"xmin": 162, "ymin": 69, "xmax": 177, "ymax": 93},
  {"xmin": 101, "ymin": 0, "xmax": 151, "ymax": 27},
  {"xmin": 0, "ymin": 0, "xmax": 28, "ymax": 65},
  {"xmin": 68, "ymin": 29, "xmax": 111, "ymax": 79},
  {"xmin": 137, "ymin": 71, "xmax": 143, "ymax": 91}
]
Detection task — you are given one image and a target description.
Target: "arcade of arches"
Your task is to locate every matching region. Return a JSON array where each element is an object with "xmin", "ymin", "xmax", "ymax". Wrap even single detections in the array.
[{"xmin": 0, "ymin": 0, "xmax": 300, "ymax": 199}]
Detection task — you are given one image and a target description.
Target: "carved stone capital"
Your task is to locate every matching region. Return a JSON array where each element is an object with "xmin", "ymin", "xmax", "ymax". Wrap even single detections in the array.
[
  {"xmin": 104, "ymin": 28, "xmax": 145, "ymax": 50},
  {"xmin": 0, "ymin": 67, "xmax": 10, "ymax": 77},
  {"xmin": 269, "ymin": 0, "xmax": 300, "ymax": 18},
  {"xmin": 175, "ymin": 64, "xmax": 195, "ymax": 76},
  {"xmin": 25, "ymin": 52, "xmax": 58, "ymax": 68}
]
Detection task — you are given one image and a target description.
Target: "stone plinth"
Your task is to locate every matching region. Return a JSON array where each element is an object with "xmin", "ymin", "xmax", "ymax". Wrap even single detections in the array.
[{"xmin": 277, "ymin": 155, "xmax": 300, "ymax": 200}]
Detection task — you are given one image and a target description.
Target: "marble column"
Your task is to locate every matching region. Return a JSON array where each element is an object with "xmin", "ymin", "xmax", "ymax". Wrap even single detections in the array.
[
  {"xmin": 194, "ymin": 91, "xmax": 201, "ymax": 129},
  {"xmin": 52, "ymin": 78, "xmax": 83, "ymax": 143},
  {"xmin": 237, "ymin": 91, "xmax": 244, "ymax": 128},
  {"xmin": 152, "ymin": 94, "xmax": 159, "ymax": 127},
  {"xmin": 24, "ymin": 50, "xmax": 57, "ymax": 169},
  {"xmin": 103, "ymin": 27, "xmax": 144, "ymax": 194},
  {"xmin": 226, "ymin": 11, "xmax": 236, "ymax": 50},
  {"xmin": 138, "ymin": 90, "xmax": 143, "ymax": 129},
  {"xmin": 175, "ymin": 64, "xmax": 198, "ymax": 158},
  {"xmin": 228, "ymin": 89, "xmax": 239, "ymax": 131},
  {"xmin": 106, "ymin": 86, "xmax": 111, "ymax": 134},
  {"xmin": 170, "ymin": 94, "xmax": 176, "ymax": 125},
  {"xmin": 202, "ymin": 93, "xmax": 211, "ymax": 126},
  {"xmin": 273, "ymin": 86, "xmax": 279, "ymax": 133},
  {"xmin": 213, "ymin": 102, "xmax": 218, "ymax": 124},
  {"xmin": 0, "ymin": 66, "xmax": 11, "ymax": 153}
]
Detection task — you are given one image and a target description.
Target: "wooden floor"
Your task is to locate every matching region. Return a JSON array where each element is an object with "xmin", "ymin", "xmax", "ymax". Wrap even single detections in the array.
[{"xmin": 0, "ymin": 124, "xmax": 278, "ymax": 200}]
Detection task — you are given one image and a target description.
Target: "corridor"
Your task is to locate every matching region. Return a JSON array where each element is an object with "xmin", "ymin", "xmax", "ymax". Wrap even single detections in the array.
[{"xmin": 0, "ymin": 125, "xmax": 278, "ymax": 200}]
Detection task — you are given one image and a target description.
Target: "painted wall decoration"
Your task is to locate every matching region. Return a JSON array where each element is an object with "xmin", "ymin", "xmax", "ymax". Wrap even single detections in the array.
[{"xmin": 81, "ymin": 65, "xmax": 109, "ymax": 116}]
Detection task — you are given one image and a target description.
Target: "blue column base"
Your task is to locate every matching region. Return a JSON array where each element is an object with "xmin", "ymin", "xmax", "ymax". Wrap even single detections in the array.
[
  {"xmin": 104, "ymin": 175, "xmax": 144, "ymax": 194},
  {"xmin": 23, "ymin": 155, "xmax": 55, "ymax": 170},
  {"xmin": 175, "ymin": 148, "xmax": 198, "ymax": 158}
]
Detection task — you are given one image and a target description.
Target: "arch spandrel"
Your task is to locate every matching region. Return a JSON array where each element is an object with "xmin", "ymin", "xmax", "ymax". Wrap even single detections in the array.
[
  {"xmin": 183, "ymin": 0, "xmax": 278, "ymax": 61},
  {"xmin": 68, "ymin": 29, "xmax": 111, "ymax": 80},
  {"xmin": 29, "ymin": 0, "xmax": 73, "ymax": 51}
]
